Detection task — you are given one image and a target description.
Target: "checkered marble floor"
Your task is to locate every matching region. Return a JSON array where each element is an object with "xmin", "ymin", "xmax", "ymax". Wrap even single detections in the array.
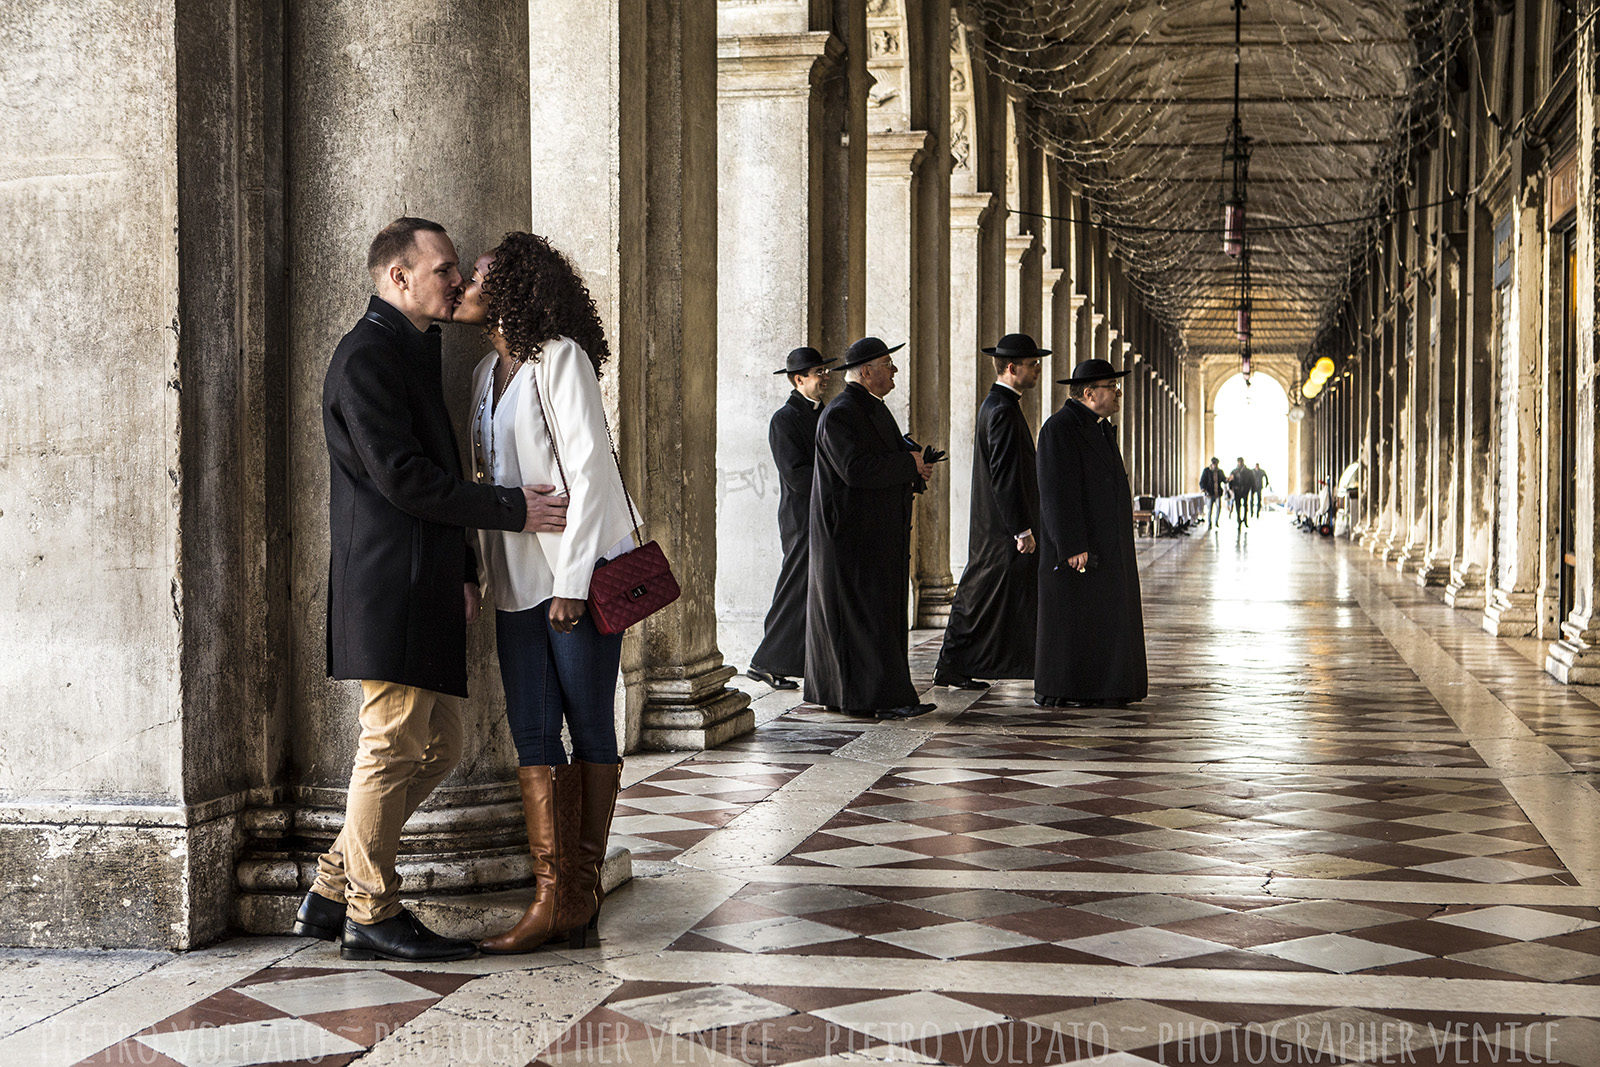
[{"xmin": 20, "ymin": 523, "xmax": 1600, "ymax": 1067}]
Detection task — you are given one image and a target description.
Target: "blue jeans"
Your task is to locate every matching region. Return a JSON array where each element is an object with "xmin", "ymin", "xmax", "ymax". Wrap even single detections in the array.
[{"xmin": 496, "ymin": 600, "xmax": 622, "ymax": 765}]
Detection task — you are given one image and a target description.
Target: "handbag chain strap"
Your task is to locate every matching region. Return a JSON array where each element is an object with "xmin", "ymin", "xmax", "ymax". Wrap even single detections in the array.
[{"xmin": 528, "ymin": 356, "xmax": 645, "ymax": 546}]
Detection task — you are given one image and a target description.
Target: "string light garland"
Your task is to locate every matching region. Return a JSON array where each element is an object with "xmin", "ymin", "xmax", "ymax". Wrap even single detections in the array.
[{"xmin": 964, "ymin": 0, "xmax": 1472, "ymax": 362}]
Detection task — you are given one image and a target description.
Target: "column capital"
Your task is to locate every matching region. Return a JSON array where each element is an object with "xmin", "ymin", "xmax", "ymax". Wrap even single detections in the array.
[
  {"xmin": 1004, "ymin": 232, "xmax": 1036, "ymax": 267},
  {"xmin": 866, "ymin": 130, "xmax": 932, "ymax": 177},
  {"xmin": 1042, "ymin": 266, "xmax": 1067, "ymax": 296},
  {"xmin": 1071, "ymin": 292, "xmax": 1088, "ymax": 309},
  {"xmin": 718, "ymin": 31, "xmax": 843, "ymax": 95},
  {"xmin": 950, "ymin": 190, "xmax": 996, "ymax": 230}
]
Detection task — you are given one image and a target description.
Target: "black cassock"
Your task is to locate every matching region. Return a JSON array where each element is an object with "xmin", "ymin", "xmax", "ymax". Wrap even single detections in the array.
[
  {"xmin": 750, "ymin": 390, "xmax": 821, "ymax": 677},
  {"xmin": 804, "ymin": 381, "xmax": 921, "ymax": 712},
  {"xmin": 936, "ymin": 384, "xmax": 1039, "ymax": 678},
  {"xmin": 1035, "ymin": 398, "xmax": 1148, "ymax": 702}
]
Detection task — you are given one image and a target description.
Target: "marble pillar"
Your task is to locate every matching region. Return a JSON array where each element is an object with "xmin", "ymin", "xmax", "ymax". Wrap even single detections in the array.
[
  {"xmin": 1005, "ymin": 233, "xmax": 1041, "ymax": 428},
  {"xmin": 713, "ymin": 29, "xmax": 844, "ymax": 664},
  {"xmin": 234, "ymin": 0, "xmax": 542, "ymax": 935},
  {"xmin": 1483, "ymin": 192, "xmax": 1547, "ymax": 637},
  {"xmin": 865, "ymin": 133, "xmax": 931, "ymax": 429},
  {"xmin": 520, "ymin": 0, "xmax": 750, "ymax": 749},
  {"xmin": 1420, "ymin": 234, "xmax": 1461, "ymax": 587},
  {"xmin": 1548, "ymin": 25, "xmax": 1600, "ymax": 679},
  {"xmin": 948, "ymin": 192, "xmax": 996, "ymax": 577},
  {"xmin": 1446, "ymin": 197, "xmax": 1496, "ymax": 610},
  {"xmin": 1395, "ymin": 271, "xmax": 1431, "ymax": 574}
]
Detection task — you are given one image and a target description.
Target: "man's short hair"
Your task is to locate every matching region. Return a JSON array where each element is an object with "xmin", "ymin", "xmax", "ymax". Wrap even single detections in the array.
[
  {"xmin": 1210, "ymin": 457, "xmax": 1219, "ymax": 464},
  {"xmin": 367, "ymin": 217, "xmax": 446, "ymax": 276},
  {"xmin": 1069, "ymin": 381, "xmax": 1091, "ymax": 399},
  {"xmin": 993, "ymin": 355, "xmax": 1020, "ymax": 376}
]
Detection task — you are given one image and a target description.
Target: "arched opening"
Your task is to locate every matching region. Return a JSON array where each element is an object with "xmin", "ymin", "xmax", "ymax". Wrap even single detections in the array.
[{"xmin": 1213, "ymin": 374, "xmax": 1288, "ymax": 496}]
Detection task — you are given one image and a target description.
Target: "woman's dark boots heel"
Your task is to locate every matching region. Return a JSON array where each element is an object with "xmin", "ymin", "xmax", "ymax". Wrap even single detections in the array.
[
  {"xmin": 556, "ymin": 759, "xmax": 623, "ymax": 948},
  {"xmin": 480, "ymin": 764, "xmax": 577, "ymax": 954}
]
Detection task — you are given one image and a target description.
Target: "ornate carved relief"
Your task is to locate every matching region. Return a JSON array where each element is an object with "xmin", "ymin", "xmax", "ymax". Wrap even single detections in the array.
[
  {"xmin": 951, "ymin": 107, "xmax": 971, "ymax": 171},
  {"xmin": 951, "ymin": 68, "xmax": 967, "ymax": 94},
  {"xmin": 866, "ymin": 0, "xmax": 894, "ymax": 16},
  {"xmin": 870, "ymin": 29, "xmax": 900, "ymax": 57}
]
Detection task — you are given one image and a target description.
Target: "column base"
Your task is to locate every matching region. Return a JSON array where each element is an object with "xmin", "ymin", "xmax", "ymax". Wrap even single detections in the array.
[
  {"xmin": 914, "ymin": 580, "xmax": 956, "ymax": 629},
  {"xmin": 1415, "ymin": 557, "xmax": 1452, "ymax": 588},
  {"xmin": 1483, "ymin": 588, "xmax": 1539, "ymax": 637},
  {"xmin": 233, "ymin": 780, "xmax": 562, "ymax": 934},
  {"xmin": 639, "ymin": 658, "xmax": 754, "ymax": 750},
  {"xmin": 1393, "ymin": 543, "xmax": 1425, "ymax": 575},
  {"xmin": 1545, "ymin": 635, "xmax": 1600, "ymax": 684},
  {"xmin": 236, "ymin": 846, "xmax": 634, "ymax": 938},
  {"xmin": 1444, "ymin": 564, "xmax": 1486, "ymax": 610},
  {"xmin": 0, "ymin": 799, "xmax": 241, "ymax": 949}
]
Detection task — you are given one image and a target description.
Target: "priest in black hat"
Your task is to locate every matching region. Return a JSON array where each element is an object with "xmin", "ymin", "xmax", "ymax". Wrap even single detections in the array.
[
  {"xmin": 805, "ymin": 337, "xmax": 937, "ymax": 719},
  {"xmin": 933, "ymin": 334, "xmax": 1044, "ymax": 689},
  {"xmin": 748, "ymin": 347, "xmax": 837, "ymax": 690},
  {"xmin": 1035, "ymin": 358, "xmax": 1148, "ymax": 707}
]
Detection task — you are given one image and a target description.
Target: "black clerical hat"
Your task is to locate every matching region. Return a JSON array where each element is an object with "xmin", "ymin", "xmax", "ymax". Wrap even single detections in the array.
[
  {"xmin": 1057, "ymin": 358, "xmax": 1128, "ymax": 385},
  {"xmin": 774, "ymin": 347, "xmax": 838, "ymax": 376},
  {"xmin": 983, "ymin": 332, "xmax": 1050, "ymax": 359},
  {"xmin": 840, "ymin": 336, "xmax": 906, "ymax": 369}
]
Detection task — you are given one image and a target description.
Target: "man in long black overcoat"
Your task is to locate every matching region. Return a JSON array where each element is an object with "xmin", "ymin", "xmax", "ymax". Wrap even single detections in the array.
[
  {"xmin": 805, "ymin": 337, "xmax": 936, "ymax": 719},
  {"xmin": 934, "ymin": 334, "xmax": 1044, "ymax": 687},
  {"xmin": 299, "ymin": 218, "xmax": 564, "ymax": 963},
  {"xmin": 1035, "ymin": 358, "xmax": 1148, "ymax": 707},
  {"xmin": 748, "ymin": 347, "xmax": 837, "ymax": 689}
]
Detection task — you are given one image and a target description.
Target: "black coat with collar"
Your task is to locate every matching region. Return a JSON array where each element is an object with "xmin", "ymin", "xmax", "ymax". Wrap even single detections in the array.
[
  {"xmin": 804, "ymin": 381, "xmax": 921, "ymax": 711},
  {"xmin": 937, "ymin": 384, "xmax": 1039, "ymax": 678},
  {"xmin": 751, "ymin": 389, "xmax": 822, "ymax": 676},
  {"xmin": 323, "ymin": 296, "xmax": 527, "ymax": 697},
  {"xmin": 1035, "ymin": 397, "xmax": 1147, "ymax": 701}
]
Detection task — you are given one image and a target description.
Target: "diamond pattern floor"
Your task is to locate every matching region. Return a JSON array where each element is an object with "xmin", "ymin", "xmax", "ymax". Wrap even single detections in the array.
[{"xmin": 33, "ymin": 522, "xmax": 1600, "ymax": 1067}]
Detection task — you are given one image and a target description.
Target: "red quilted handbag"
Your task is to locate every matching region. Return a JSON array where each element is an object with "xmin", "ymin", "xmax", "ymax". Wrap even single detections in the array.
[
  {"xmin": 532, "ymin": 369, "xmax": 680, "ymax": 634},
  {"xmin": 587, "ymin": 539, "xmax": 681, "ymax": 635}
]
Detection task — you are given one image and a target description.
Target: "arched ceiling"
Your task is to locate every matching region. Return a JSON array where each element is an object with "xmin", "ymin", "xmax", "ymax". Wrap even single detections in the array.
[{"xmin": 966, "ymin": 0, "xmax": 1465, "ymax": 367}]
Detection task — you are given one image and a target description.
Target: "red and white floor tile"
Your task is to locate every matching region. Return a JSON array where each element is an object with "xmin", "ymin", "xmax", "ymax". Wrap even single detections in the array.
[{"xmin": 8, "ymin": 525, "xmax": 1600, "ymax": 1066}]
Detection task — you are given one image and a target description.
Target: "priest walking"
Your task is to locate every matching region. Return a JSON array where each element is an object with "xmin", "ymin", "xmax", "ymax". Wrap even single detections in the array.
[
  {"xmin": 1035, "ymin": 359, "xmax": 1148, "ymax": 707},
  {"xmin": 805, "ymin": 337, "xmax": 936, "ymax": 720},
  {"xmin": 747, "ymin": 347, "xmax": 836, "ymax": 690},
  {"xmin": 934, "ymin": 334, "xmax": 1043, "ymax": 688}
]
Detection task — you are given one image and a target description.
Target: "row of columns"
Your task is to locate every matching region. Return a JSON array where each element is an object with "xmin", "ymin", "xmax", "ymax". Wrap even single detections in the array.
[{"xmin": 1310, "ymin": 1, "xmax": 1600, "ymax": 683}]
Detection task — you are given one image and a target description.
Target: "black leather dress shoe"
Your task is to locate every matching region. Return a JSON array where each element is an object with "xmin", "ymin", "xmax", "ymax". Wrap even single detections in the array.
[
  {"xmin": 1033, "ymin": 696, "xmax": 1090, "ymax": 708},
  {"xmin": 747, "ymin": 667, "xmax": 799, "ymax": 690},
  {"xmin": 875, "ymin": 702, "xmax": 936, "ymax": 720},
  {"xmin": 933, "ymin": 672, "xmax": 990, "ymax": 691},
  {"xmin": 341, "ymin": 909, "xmax": 476, "ymax": 962},
  {"xmin": 291, "ymin": 890, "xmax": 346, "ymax": 942}
]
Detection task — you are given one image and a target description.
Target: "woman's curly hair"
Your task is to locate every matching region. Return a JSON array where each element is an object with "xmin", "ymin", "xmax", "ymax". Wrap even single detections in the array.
[{"xmin": 481, "ymin": 232, "xmax": 610, "ymax": 376}]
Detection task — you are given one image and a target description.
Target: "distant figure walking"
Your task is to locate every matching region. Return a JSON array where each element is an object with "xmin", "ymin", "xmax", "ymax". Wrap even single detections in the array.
[
  {"xmin": 1228, "ymin": 457, "xmax": 1254, "ymax": 529},
  {"xmin": 1199, "ymin": 457, "xmax": 1224, "ymax": 529},
  {"xmin": 1251, "ymin": 463, "xmax": 1269, "ymax": 517}
]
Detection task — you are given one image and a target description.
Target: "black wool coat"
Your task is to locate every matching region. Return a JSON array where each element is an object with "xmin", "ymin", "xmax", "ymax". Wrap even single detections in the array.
[
  {"xmin": 323, "ymin": 296, "xmax": 527, "ymax": 697},
  {"xmin": 938, "ymin": 385, "xmax": 1039, "ymax": 679},
  {"xmin": 751, "ymin": 390, "xmax": 821, "ymax": 677},
  {"xmin": 1035, "ymin": 398, "xmax": 1148, "ymax": 702},
  {"xmin": 804, "ymin": 382, "xmax": 921, "ymax": 711}
]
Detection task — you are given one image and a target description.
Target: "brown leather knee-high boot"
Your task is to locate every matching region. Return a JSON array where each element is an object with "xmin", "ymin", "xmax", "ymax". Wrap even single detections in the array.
[
  {"xmin": 480, "ymin": 764, "xmax": 581, "ymax": 954},
  {"xmin": 557, "ymin": 759, "xmax": 623, "ymax": 946}
]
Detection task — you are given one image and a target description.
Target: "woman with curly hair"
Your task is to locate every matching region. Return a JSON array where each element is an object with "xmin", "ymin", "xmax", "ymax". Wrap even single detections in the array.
[{"xmin": 453, "ymin": 231, "xmax": 636, "ymax": 953}]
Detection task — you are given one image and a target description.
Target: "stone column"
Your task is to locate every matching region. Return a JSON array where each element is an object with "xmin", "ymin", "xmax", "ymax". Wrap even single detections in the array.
[
  {"xmin": 1183, "ymin": 360, "xmax": 1204, "ymax": 492},
  {"xmin": 0, "ymin": 0, "xmax": 290, "ymax": 948},
  {"xmin": 234, "ymin": 1, "xmax": 544, "ymax": 934},
  {"xmin": 1548, "ymin": 21, "xmax": 1600, "ymax": 678},
  {"xmin": 1005, "ymin": 232, "xmax": 1042, "ymax": 428},
  {"xmin": 522, "ymin": 0, "xmax": 750, "ymax": 748},
  {"xmin": 866, "ymin": 133, "xmax": 931, "ymax": 428},
  {"xmin": 713, "ymin": 29, "xmax": 844, "ymax": 664},
  {"xmin": 948, "ymin": 192, "xmax": 997, "ymax": 576},
  {"xmin": 1042, "ymin": 266, "xmax": 1067, "ymax": 411},
  {"xmin": 1395, "ymin": 266, "xmax": 1432, "ymax": 574},
  {"xmin": 1483, "ymin": 188, "xmax": 1547, "ymax": 637},
  {"xmin": 1420, "ymin": 229, "xmax": 1461, "ymax": 587},
  {"xmin": 1446, "ymin": 195, "xmax": 1496, "ymax": 608}
]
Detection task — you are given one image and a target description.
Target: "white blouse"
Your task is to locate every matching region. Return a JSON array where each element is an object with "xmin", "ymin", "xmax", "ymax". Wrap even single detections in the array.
[{"xmin": 469, "ymin": 337, "xmax": 638, "ymax": 611}]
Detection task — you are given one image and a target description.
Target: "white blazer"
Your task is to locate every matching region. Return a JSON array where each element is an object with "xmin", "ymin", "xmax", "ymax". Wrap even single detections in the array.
[{"xmin": 469, "ymin": 337, "xmax": 640, "ymax": 609}]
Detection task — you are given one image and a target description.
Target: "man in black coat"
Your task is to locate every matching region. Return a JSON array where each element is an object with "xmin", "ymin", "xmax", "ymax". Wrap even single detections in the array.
[
  {"xmin": 1199, "ymin": 457, "xmax": 1224, "ymax": 528},
  {"xmin": 1035, "ymin": 358, "xmax": 1148, "ymax": 707},
  {"xmin": 748, "ymin": 347, "xmax": 837, "ymax": 690},
  {"xmin": 1251, "ymin": 462, "xmax": 1269, "ymax": 517},
  {"xmin": 934, "ymin": 334, "xmax": 1043, "ymax": 688},
  {"xmin": 805, "ymin": 337, "xmax": 936, "ymax": 720},
  {"xmin": 296, "ymin": 218, "xmax": 567, "ymax": 963},
  {"xmin": 1229, "ymin": 457, "xmax": 1254, "ymax": 529}
]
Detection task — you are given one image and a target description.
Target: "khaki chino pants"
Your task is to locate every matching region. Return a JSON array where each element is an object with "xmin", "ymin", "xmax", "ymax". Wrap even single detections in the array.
[{"xmin": 312, "ymin": 681, "xmax": 463, "ymax": 924}]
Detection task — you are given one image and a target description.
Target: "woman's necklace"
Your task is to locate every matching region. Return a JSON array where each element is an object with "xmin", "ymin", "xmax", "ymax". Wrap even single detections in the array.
[{"xmin": 473, "ymin": 354, "xmax": 525, "ymax": 483}]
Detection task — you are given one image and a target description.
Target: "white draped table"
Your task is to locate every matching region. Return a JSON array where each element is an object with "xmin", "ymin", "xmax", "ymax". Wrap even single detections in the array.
[{"xmin": 1151, "ymin": 492, "xmax": 1207, "ymax": 529}]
